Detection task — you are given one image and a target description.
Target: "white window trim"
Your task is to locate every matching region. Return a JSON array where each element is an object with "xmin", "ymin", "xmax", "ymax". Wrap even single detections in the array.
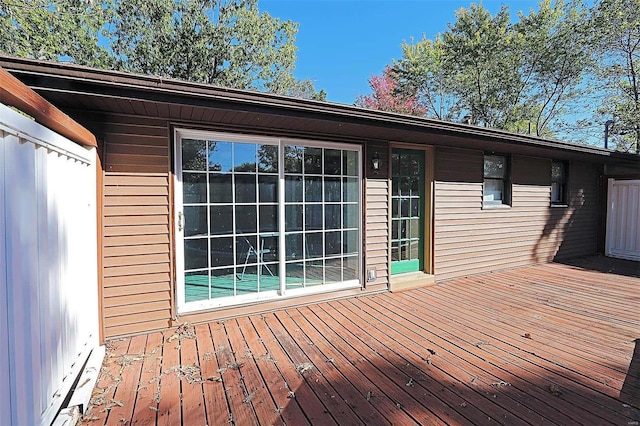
[{"xmin": 174, "ymin": 128, "xmax": 363, "ymax": 313}]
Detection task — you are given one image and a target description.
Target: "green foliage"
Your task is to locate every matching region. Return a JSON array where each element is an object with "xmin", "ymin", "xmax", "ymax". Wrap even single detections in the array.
[
  {"xmin": 393, "ymin": 35, "xmax": 457, "ymax": 120},
  {"xmin": 375, "ymin": 1, "xmax": 597, "ymax": 140},
  {"xmin": 591, "ymin": 0, "xmax": 639, "ymax": 152},
  {"xmin": 514, "ymin": 0, "xmax": 593, "ymax": 136},
  {"xmin": 0, "ymin": 0, "xmax": 113, "ymax": 67},
  {"xmin": 0, "ymin": 0, "xmax": 323, "ymax": 99},
  {"xmin": 442, "ymin": 4, "xmax": 527, "ymax": 129}
]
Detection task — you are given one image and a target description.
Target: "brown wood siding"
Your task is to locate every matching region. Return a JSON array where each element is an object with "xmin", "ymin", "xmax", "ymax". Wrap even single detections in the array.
[
  {"xmin": 81, "ymin": 111, "xmax": 392, "ymax": 338},
  {"xmin": 434, "ymin": 147, "xmax": 600, "ymax": 281},
  {"xmin": 364, "ymin": 141, "xmax": 390, "ymax": 289},
  {"xmin": 88, "ymin": 113, "xmax": 173, "ymax": 338},
  {"xmin": 365, "ymin": 178, "xmax": 390, "ymax": 288}
]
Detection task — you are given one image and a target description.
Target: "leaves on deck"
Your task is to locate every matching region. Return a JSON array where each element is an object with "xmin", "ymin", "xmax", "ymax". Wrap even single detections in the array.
[
  {"xmin": 295, "ymin": 363, "xmax": 314, "ymax": 374},
  {"xmin": 548, "ymin": 384, "xmax": 563, "ymax": 397}
]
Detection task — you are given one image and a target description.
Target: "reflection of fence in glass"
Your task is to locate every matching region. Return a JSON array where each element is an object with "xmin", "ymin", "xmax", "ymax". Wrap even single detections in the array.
[{"xmin": 182, "ymin": 138, "xmax": 360, "ymax": 303}]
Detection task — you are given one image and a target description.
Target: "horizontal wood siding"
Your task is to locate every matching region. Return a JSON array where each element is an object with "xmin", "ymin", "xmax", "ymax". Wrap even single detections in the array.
[
  {"xmin": 365, "ymin": 178, "xmax": 389, "ymax": 288},
  {"xmin": 364, "ymin": 141, "xmax": 390, "ymax": 289},
  {"xmin": 434, "ymin": 147, "xmax": 600, "ymax": 281},
  {"xmin": 93, "ymin": 113, "xmax": 173, "ymax": 338}
]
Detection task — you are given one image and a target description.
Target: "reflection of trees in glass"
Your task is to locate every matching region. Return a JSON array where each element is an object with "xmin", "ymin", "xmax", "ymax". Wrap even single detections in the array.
[
  {"xmin": 207, "ymin": 141, "xmax": 225, "ymax": 171},
  {"xmin": 304, "ymin": 147, "xmax": 322, "ymax": 174},
  {"xmin": 483, "ymin": 156, "xmax": 505, "ymax": 178},
  {"xmin": 232, "ymin": 144, "xmax": 281, "ymax": 172},
  {"xmin": 551, "ymin": 162, "xmax": 564, "ymax": 181},
  {"xmin": 182, "ymin": 139, "xmax": 208, "ymax": 171},
  {"xmin": 284, "ymin": 146, "xmax": 303, "ymax": 173},
  {"xmin": 234, "ymin": 162, "xmax": 257, "ymax": 172},
  {"xmin": 258, "ymin": 145, "xmax": 278, "ymax": 173},
  {"xmin": 255, "ymin": 144, "xmax": 303, "ymax": 173}
]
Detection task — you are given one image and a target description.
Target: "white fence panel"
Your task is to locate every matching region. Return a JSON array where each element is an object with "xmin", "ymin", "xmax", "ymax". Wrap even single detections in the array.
[
  {"xmin": 0, "ymin": 103, "xmax": 99, "ymax": 426},
  {"xmin": 606, "ymin": 178, "xmax": 640, "ymax": 261}
]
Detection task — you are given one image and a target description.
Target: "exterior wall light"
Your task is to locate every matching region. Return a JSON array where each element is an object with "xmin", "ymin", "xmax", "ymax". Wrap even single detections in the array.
[{"xmin": 371, "ymin": 154, "xmax": 380, "ymax": 172}]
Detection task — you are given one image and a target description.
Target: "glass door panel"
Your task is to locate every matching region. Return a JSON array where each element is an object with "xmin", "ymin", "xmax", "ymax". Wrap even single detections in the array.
[
  {"xmin": 282, "ymin": 146, "xmax": 360, "ymax": 291},
  {"xmin": 391, "ymin": 149, "xmax": 424, "ymax": 275},
  {"xmin": 176, "ymin": 130, "xmax": 362, "ymax": 311},
  {"xmin": 179, "ymin": 137, "xmax": 280, "ymax": 304}
]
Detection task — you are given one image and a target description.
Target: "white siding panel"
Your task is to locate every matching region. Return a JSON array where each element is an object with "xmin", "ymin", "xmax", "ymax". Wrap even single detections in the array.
[
  {"xmin": 606, "ymin": 179, "xmax": 640, "ymax": 261},
  {"xmin": 0, "ymin": 103, "xmax": 99, "ymax": 426},
  {"xmin": 5, "ymin": 132, "xmax": 39, "ymax": 424},
  {"xmin": 0, "ymin": 130, "xmax": 10, "ymax": 425}
]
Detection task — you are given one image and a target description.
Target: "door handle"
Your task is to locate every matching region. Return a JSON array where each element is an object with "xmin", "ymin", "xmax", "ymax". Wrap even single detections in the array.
[{"xmin": 177, "ymin": 211, "xmax": 184, "ymax": 232}]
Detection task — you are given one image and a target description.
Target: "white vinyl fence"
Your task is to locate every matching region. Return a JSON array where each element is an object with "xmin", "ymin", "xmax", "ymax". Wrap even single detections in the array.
[
  {"xmin": 606, "ymin": 178, "xmax": 640, "ymax": 261},
  {"xmin": 0, "ymin": 103, "xmax": 99, "ymax": 425}
]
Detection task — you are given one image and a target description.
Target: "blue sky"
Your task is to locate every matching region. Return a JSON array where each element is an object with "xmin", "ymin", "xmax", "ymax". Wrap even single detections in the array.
[{"xmin": 259, "ymin": 0, "xmax": 543, "ymax": 105}]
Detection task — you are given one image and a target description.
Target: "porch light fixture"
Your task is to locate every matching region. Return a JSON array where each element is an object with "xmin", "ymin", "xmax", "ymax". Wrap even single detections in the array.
[{"xmin": 371, "ymin": 153, "xmax": 380, "ymax": 172}]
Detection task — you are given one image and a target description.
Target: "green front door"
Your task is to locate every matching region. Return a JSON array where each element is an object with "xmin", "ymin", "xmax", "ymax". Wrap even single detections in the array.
[{"xmin": 391, "ymin": 149, "xmax": 424, "ymax": 275}]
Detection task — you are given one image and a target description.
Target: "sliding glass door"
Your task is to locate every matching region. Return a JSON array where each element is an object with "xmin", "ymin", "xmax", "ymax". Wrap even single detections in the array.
[{"xmin": 174, "ymin": 130, "xmax": 361, "ymax": 312}]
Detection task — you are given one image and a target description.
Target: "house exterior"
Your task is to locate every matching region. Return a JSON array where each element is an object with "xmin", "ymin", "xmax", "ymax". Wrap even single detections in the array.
[{"xmin": 1, "ymin": 56, "xmax": 637, "ymax": 342}]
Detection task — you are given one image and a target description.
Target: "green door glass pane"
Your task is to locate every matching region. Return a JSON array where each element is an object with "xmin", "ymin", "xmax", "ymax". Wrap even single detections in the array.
[{"xmin": 390, "ymin": 149, "xmax": 424, "ymax": 275}]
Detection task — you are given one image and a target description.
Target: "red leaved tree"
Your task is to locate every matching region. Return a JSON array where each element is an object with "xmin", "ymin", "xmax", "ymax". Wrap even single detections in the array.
[{"xmin": 354, "ymin": 66, "xmax": 426, "ymax": 116}]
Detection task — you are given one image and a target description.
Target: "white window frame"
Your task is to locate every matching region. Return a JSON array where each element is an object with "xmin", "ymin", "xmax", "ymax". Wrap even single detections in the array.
[{"xmin": 174, "ymin": 128, "xmax": 362, "ymax": 313}]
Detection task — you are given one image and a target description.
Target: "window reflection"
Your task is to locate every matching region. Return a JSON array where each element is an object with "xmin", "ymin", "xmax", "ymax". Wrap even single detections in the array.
[
  {"xmin": 234, "ymin": 143, "xmax": 257, "ymax": 171},
  {"xmin": 182, "ymin": 136, "xmax": 361, "ymax": 303},
  {"xmin": 208, "ymin": 141, "xmax": 232, "ymax": 172},
  {"xmin": 304, "ymin": 147, "xmax": 322, "ymax": 174}
]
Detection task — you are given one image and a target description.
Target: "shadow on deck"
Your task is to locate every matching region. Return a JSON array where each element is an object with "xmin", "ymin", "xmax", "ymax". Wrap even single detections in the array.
[
  {"xmin": 557, "ymin": 254, "xmax": 640, "ymax": 278},
  {"xmin": 81, "ymin": 256, "xmax": 640, "ymax": 425}
]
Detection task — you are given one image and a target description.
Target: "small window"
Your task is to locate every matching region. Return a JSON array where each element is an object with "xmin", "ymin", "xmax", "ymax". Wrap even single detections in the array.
[
  {"xmin": 551, "ymin": 161, "xmax": 567, "ymax": 205},
  {"xmin": 483, "ymin": 154, "xmax": 510, "ymax": 206}
]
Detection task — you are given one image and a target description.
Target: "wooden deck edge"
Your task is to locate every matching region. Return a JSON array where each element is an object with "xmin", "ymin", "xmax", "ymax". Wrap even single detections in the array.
[{"xmin": 152, "ymin": 285, "xmax": 389, "ymax": 338}]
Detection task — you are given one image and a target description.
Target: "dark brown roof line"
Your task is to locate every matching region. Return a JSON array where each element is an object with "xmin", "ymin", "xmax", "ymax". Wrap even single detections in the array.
[
  {"xmin": 0, "ymin": 55, "xmax": 634, "ymax": 160},
  {"xmin": 0, "ymin": 66, "xmax": 97, "ymax": 147}
]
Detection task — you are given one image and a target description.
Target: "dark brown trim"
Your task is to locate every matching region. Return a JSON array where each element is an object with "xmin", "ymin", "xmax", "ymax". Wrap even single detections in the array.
[
  {"xmin": 168, "ymin": 126, "xmax": 177, "ymax": 324},
  {"xmin": 597, "ymin": 174, "xmax": 608, "ymax": 255},
  {"xmin": 0, "ymin": 67, "xmax": 97, "ymax": 148},
  {"xmin": 2, "ymin": 56, "xmax": 638, "ymax": 163},
  {"xmin": 96, "ymin": 137, "xmax": 106, "ymax": 344}
]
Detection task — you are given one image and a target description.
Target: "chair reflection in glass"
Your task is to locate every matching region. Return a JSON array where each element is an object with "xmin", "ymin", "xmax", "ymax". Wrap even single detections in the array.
[{"xmin": 238, "ymin": 234, "xmax": 276, "ymax": 280}]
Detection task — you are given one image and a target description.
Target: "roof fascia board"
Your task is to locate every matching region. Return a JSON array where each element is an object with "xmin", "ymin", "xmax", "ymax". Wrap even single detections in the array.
[
  {"xmin": 1, "ymin": 56, "xmax": 637, "ymax": 163},
  {"xmin": 0, "ymin": 66, "xmax": 97, "ymax": 147}
]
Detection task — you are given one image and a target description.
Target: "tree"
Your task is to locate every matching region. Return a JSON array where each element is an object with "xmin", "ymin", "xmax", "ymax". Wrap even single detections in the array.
[
  {"xmin": 393, "ymin": 35, "xmax": 458, "ymax": 121},
  {"xmin": 0, "ymin": 0, "xmax": 113, "ymax": 68},
  {"xmin": 442, "ymin": 4, "xmax": 526, "ymax": 129},
  {"xmin": 369, "ymin": 1, "xmax": 594, "ymax": 140},
  {"xmin": 0, "ymin": 0, "xmax": 323, "ymax": 99},
  {"xmin": 354, "ymin": 65, "xmax": 426, "ymax": 116},
  {"xmin": 591, "ymin": 0, "xmax": 640, "ymax": 152},
  {"xmin": 514, "ymin": 0, "xmax": 593, "ymax": 137}
]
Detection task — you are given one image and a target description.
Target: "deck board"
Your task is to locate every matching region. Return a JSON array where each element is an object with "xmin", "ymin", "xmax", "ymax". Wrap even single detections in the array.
[
  {"xmin": 195, "ymin": 324, "xmax": 230, "ymax": 425},
  {"xmin": 250, "ymin": 315, "xmax": 335, "ymax": 425},
  {"xmin": 131, "ymin": 332, "xmax": 162, "ymax": 425},
  {"xmin": 156, "ymin": 331, "xmax": 180, "ymax": 425},
  {"xmin": 81, "ymin": 256, "xmax": 640, "ymax": 425},
  {"xmin": 211, "ymin": 321, "xmax": 259, "ymax": 425},
  {"xmin": 225, "ymin": 318, "xmax": 285, "ymax": 425}
]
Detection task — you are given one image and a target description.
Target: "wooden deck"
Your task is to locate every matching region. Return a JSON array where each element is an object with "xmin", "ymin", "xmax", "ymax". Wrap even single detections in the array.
[{"xmin": 81, "ymin": 256, "xmax": 640, "ymax": 425}]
